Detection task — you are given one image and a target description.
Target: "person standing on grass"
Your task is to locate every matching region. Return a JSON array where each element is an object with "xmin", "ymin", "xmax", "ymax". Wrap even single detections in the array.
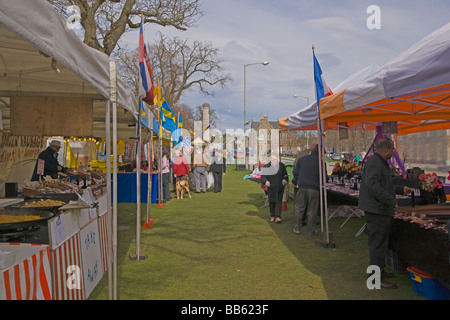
[
  {"xmin": 192, "ymin": 148, "xmax": 207, "ymax": 193},
  {"xmin": 173, "ymin": 149, "xmax": 190, "ymax": 183},
  {"xmin": 161, "ymin": 149, "xmax": 171, "ymax": 202},
  {"xmin": 358, "ymin": 137, "xmax": 412, "ymax": 289},
  {"xmin": 209, "ymin": 149, "xmax": 226, "ymax": 193},
  {"xmin": 292, "ymin": 143, "xmax": 323, "ymax": 235},
  {"xmin": 261, "ymin": 155, "xmax": 288, "ymax": 223}
]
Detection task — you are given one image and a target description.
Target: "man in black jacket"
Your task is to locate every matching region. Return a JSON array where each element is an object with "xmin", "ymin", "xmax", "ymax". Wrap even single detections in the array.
[
  {"xmin": 209, "ymin": 150, "xmax": 226, "ymax": 193},
  {"xmin": 292, "ymin": 144, "xmax": 323, "ymax": 235},
  {"xmin": 358, "ymin": 137, "xmax": 411, "ymax": 289},
  {"xmin": 31, "ymin": 140, "xmax": 65, "ymax": 181}
]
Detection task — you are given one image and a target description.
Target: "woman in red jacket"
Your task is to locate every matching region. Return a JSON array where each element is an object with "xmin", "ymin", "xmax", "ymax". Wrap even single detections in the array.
[{"xmin": 172, "ymin": 152, "xmax": 190, "ymax": 182}]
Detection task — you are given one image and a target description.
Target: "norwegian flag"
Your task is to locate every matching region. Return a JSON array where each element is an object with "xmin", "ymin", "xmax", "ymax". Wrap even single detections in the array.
[{"xmin": 138, "ymin": 19, "xmax": 154, "ymax": 104}]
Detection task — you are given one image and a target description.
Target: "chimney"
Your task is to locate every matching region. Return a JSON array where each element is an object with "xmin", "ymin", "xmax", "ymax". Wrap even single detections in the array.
[{"xmin": 202, "ymin": 102, "xmax": 210, "ymax": 141}]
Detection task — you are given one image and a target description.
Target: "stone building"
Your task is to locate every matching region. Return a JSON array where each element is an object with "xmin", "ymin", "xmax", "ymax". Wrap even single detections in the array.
[
  {"xmin": 398, "ymin": 129, "xmax": 450, "ymax": 167},
  {"xmin": 250, "ymin": 115, "xmax": 299, "ymax": 154}
]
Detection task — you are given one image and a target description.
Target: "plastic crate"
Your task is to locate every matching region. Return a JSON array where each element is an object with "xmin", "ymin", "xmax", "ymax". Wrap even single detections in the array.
[{"xmin": 407, "ymin": 266, "xmax": 450, "ymax": 300}]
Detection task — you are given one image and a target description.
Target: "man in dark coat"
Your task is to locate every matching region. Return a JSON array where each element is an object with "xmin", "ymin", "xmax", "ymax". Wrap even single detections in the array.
[
  {"xmin": 209, "ymin": 150, "xmax": 226, "ymax": 193},
  {"xmin": 358, "ymin": 137, "xmax": 411, "ymax": 289},
  {"xmin": 292, "ymin": 144, "xmax": 323, "ymax": 235},
  {"xmin": 261, "ymin": 155, "xmax": 288, "ymax": 223},
  {"xmin": 31, "ymin": 140, "xmax": 65, "ymax": 181}
]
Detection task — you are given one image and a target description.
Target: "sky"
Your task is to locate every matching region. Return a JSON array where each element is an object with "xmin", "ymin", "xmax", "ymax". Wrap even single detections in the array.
[{"xmin": 121, "ymin": 0, "xmax": 450, "ymax": 131}]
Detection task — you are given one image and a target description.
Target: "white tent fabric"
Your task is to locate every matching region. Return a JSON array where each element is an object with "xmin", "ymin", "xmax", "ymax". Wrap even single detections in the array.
[
  {"xmin": 0, "ymin": 0, "xmax": 141, "ymax": 300},
  {"xmin": 0, "ymin": 0, "xmax": 138, "ymax": 128},
  {"xmin": 278, "ymin": 64, "xmax": 381, "ymax": 131},
  {"xmin": 319, "ymin": 22, "xmax": 450, "ymax": 121}
]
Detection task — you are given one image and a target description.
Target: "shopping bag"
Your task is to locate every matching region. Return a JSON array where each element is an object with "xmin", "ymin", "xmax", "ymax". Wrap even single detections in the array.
[{"xmin": 207, "ymin": 172, "xmax": 214, "ymax": 189}]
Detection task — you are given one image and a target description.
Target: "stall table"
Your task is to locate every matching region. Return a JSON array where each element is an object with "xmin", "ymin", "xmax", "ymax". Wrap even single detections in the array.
[
  {"xmin": 115, "ymin": 172, "xmax": 158, "ymax": 203},
  {"xmin": 390, "ymin": 204, "xmax": 449, "ymax": 288},
  {"xmin": 0, "ymin": 186, "xmax": 109, "ymax": 300}
]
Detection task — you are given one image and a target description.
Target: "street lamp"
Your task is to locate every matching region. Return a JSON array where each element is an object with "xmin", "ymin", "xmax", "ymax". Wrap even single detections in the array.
[
  {"xmin": 293, "ymin": 94, "xmax": 309, "ymax": 106},
  {"xmin": 244, "ymin": 61, "xmax": 269, "ymax": 134}
]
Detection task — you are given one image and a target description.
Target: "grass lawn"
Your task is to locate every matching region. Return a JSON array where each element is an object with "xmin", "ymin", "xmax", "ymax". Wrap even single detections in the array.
[{"xmin": 89, "ymin": 165, "xmax": 423, "ymax": 300}]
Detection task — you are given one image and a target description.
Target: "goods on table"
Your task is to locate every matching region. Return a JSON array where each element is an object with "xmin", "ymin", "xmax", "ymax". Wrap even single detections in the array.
[
  {"xmin": 20, "ymin": 177, "xmax": 83, "ymax": 195},
  {"xmin": 23, "ymin": 199, "xmax": 65, "ymax": 207},
  {"xmin": 394, "ymin": 204, "xmax": 449, "ymax": 234},
  {"xmin": 0, "ymin": 214, "xmax": 41, "ymax": 223}
]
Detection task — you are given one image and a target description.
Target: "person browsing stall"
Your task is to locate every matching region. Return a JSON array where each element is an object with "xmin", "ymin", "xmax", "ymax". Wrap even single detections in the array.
[
  {"xmin": 292, "ymin": 143, "xmax": 325, "ymax": 235},
  {"xmin": 31, "ymin": 140, "xmax": 65, "ymax": 181},
  {"xmin": 260, "ymin": 155, "xmax": 288, "ymax": 223},
  {"xmin": 161, "ymin": 149, "xmax": 172, "ymax": 202},
  {"xmin": 172, "ymin": 149, "xmax": 190, "ymax": 182},
  {"xmin": 358, "ymin": 137, "xmax": 412, "ymax": 289},
  {"xmin": 209, "ymin": 150, "xmax": 226, "ymax": 193}
]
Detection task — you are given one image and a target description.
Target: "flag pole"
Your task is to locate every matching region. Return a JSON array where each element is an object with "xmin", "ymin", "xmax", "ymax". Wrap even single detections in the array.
[
  {"xmin": 313, "ymin": 45, "xmax": 332, "ymax": 248},
  {"xmin": 158, "ymin": 80, "xmax": 163, "ymax": 208},
  {"xmin": 136, "ymin": 14, "xmax": 143, "ymax": 260}
]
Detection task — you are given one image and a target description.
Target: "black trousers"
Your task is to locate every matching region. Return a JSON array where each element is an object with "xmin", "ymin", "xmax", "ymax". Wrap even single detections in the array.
[
  {"xmin": 364, "ymin": 212, "xmax": 393, "ymax": 271},
  {"xmin": 212, "ymin": 171, "xmax": 223, "ymax": 192},
  {"xmin": 269, "ymin": 201, "xmax": 282, "ymax": 218}
]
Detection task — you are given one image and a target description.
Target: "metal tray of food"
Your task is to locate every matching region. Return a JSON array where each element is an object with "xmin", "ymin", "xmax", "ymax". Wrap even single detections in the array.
[
  {"xmin": 9, "ymin": 199, "xmax": 67, "ymax": 212},
  {"xmin": 0, "ymin": 210, "xmax": 54, "ymax": 230}
]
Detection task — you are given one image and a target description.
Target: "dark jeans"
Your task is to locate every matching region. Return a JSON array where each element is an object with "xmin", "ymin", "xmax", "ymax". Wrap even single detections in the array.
[
  {"xmin": 212, "ymin": 171, "xmax": 223, "ymax": 192},
  {"xmin": 294, "ymin": 188, "xmax": 319, "ymax": 234},
  {"xmin": 162, "ymin": 172, "xmax": 171, "ymax": 201},
  {"xmin": 269, "ymin": 201, "xmax": 282, "ymax": 218},
  {"xmin": 364, "ymin": 212, "xmax": 393, "ymax": 271}
]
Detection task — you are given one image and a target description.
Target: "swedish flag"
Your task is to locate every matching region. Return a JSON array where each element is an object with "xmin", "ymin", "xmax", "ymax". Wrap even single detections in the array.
[
  {"xmin": 160, "ymin": 101, "xmax": 176, "ymax": 131},
  {"xmin": 177, "ymin": 112, "xmax": 183, "ymax": 128}
]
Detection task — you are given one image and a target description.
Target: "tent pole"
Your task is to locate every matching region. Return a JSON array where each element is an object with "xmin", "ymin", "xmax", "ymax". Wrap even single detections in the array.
[
  {"xmin": 317, "ymin": 117, "xmax": 324, "ymax": 234},
  {"xmin": 321, "ymin": 127, "xmax": 330, "ymax": 243},
  {"xmin": 105, "ymin": 99, "xmax": 112, "ymax": 300},
  {"xmin": 146, "ymin": 140, "xmax": 151, "ymax": 221},
  {"xmin": 109, "ymin": 60, "xmax": 118, "ymax": 300},
  {"xmin": 136, "ymin": 113, "xmax": 141, "ymax": 259}
]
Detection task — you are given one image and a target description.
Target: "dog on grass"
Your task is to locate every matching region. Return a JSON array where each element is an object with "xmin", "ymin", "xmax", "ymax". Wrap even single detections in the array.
[{"xmin": 176, "ymin": 180, "xmax": 191, "ymax": 199}]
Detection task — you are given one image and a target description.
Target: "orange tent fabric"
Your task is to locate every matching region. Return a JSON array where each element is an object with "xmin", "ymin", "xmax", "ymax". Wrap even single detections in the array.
[{"xmin": 318, "ymin": 23, "xmax": 450, "ymax": 135}]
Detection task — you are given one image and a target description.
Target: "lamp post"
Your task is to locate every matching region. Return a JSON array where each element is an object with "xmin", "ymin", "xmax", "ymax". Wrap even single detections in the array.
[
  {"xmin": 244, "ymin": 61, "xmax": 269, "ymax": 134},
  {"xmin": 293, "ymin": 94, "xmax": 309, "ymax": 106}
]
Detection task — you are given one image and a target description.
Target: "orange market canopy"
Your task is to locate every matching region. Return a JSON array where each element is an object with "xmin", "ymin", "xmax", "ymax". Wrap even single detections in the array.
[
  {"xmin": 278, "ymin": 64, "xmax": 380, "ymax": 131},
  {"xmin": 318, "ymin": 22, "xmax": 450, "ymax": 135}
]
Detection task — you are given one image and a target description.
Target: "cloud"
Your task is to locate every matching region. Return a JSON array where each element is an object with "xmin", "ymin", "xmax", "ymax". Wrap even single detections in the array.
[{"xmin": 120, "ymin": 0, "xmax": 450, "ymax": 130}]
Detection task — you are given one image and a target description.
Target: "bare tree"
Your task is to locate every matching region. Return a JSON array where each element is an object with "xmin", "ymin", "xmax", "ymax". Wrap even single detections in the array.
[
  {"xmin": 117, "ymin": 33, "xmax": 231, "ymax": 110},
  {"xmin": 150, "ymin": 33, "xmax": 232, "ymax": 107},
  {"xmin": 50, "ymin": 0, "xmax": 203, "ymax": 56}
]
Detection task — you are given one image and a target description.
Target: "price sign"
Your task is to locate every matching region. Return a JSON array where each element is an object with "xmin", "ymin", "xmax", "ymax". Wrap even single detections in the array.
[
  {"xmin": 79, "ymin": 220, "xmax": 104, "ymax": 298},
  {"xmin": 37, "ymin": 158, "xmax": 45, "ymax": 176}
]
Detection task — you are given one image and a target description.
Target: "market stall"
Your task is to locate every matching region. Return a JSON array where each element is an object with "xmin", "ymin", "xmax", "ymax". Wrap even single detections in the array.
[
  {"xmin": 278, "ymin": 22, "xmax": 450, "ymax": 292},
  {"xmin": 315, "ymin": 23, "xmax": 450, "ymax": 290},
  {"xmin": 0, "ymin": 0, "xmax": 140, "ymax": 300}
]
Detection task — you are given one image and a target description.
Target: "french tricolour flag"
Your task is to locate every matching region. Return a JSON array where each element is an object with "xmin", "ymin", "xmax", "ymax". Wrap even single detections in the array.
[
  {"xmin": 313, "ymin": 50, "xmax": 333, "ymax": 105},
  {"xmin": 138, "ymin": 20, "xmax": 154, "ymax": 105}
]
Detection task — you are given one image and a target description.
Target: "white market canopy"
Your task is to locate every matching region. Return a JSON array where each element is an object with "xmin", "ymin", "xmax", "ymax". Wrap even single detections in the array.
[
  {"xmin": 318, "ymin": 22, "xmax": 450, "ymax": 135},
  {"xmin": 279, "ymin": 22, "xmax": 450, "ymax": 136},
  {"xmin": 278, "ymin": 64, "xmax": 381, "ymax": 131},
  {"xmin": 0, "ymin": 0, "xmax": 139, "ymax": 139}
]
